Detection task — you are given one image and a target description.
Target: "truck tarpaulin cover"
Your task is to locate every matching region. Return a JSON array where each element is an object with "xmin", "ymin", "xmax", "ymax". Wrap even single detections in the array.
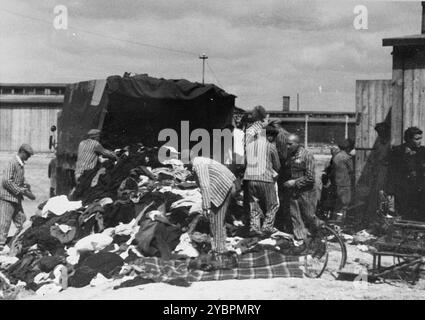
[{"xmin": 57, "ymin": 74, "xmax": 236, "ymax": 168}]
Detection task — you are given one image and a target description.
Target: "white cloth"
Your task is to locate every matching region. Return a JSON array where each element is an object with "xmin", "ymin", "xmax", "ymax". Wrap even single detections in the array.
[
  {"xmin": 36, "ymin": 283, "xmax": 62, "ymax": 296},
  {"xmin": 99, "ymin": 197, "xmax": 113, "ymax": 206},
  {"xmin": 174, "ymin": 233, "xmax": 199, "ymax": 257},
  {"xmin": 225, "ymin": 237, "xmax": 244, "ymax": 254},
  {"xmin": 170, "ymin": 197, "xmax": 203, "ymax": 215},
  {"xmin": 74, "ymin": 233, "xmax": 113, "ymax": 252},
  {"xmin": 56, "ymin": 224, "xmax": 72, "ymax": 234},
  {"xmin": 161, "ymin": 159, "xmax": 184, "ymax": 168},
  {"xmin": 138, "ymin": 175, "xmax": 150, "ymax": 186},
  {"xmin": 114, "ymin": 220, "xmax": 139, "ymax": 236},
  {"xmin": 34, "ymin": 272, "xmax": 51, "ymax": 284},
  {"xmin": 41, "ymin": 195, "xmax": 82, "ymax": 217},
  {"xmin": 66, "ymin": 247, "xmax": 80, "ymax": 265},
  {"xmin": 102, "ymin": 228, "xmax": 115, "ymax": 237},
  {"xmin": 234, "ymin": 128, "xmax": 245, "ymax": 165},
  {"xmin": 148, "ymin": 210, "xmax": 163, "ymax": 221},
  {"xmin": 0, "ymin": 256, "xmax": 18, "ymax": 268},
  {"xmin": 258, "ymin": 238, "xmax": 277, "ymax": 246},
  {"xmin": 119, "ymin": 246, "xmax": 143, "ymax": 260},
  {"xmin": 90, "ymin": 273, "xmax": 110, "ymax": 287}
]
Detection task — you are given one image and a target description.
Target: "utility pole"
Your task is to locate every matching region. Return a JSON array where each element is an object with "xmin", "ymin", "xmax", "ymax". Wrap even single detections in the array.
[
  {"xmin": 199, "ymin": 53, "xmax": 208, "ymax": 85},
  {"xmin": 304, "ymin": 114, "xmax": 309, "ymax": 148},
  {"xmin": 297, "ymin": 93, "xmax": 300, "ymax": 111},
  {"xmin": 345, "ymin": 114, "xmax": 349, "ymax": 139}
]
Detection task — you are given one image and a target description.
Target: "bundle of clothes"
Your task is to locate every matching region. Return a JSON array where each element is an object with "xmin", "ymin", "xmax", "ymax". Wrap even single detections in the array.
[{"xmin": 0, "ymin": 145, "xmax": 306, "ymax": 298}]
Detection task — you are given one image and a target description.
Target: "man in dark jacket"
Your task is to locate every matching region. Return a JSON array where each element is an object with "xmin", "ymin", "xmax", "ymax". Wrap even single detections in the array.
[
  {"xmin": 386, "ymin": 127, "xmax": 425, "ymax": 221},
  {"xmin": 268, "ymin": 120, "xmax": 290, "ymax": 164},
  {"xmin": 283, "ymin": 134, "xmax": 323, "ymax": 241},
  {"xmin": 366, "ymin": 122, "xmax": 392, "ymax": 222},
  {"xmin": 330, "ymin": 139, "xmax": 354, "ymax": 223}
]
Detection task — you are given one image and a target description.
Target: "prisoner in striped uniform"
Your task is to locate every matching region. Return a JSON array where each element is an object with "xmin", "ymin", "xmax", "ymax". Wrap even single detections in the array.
[
  {"xmin": 244, "ymin": 105, "xmax": 268, "ymax": 147},
  {"xmin": 283, "ymin": 134, "xmax": 323, "ymax": 241},
  {"xmin": 0, "ymin": 144, "xmax": 35, "ymax": 251},
  {"xmin": 244, "ymin": 131, "xmax": 281, "ymax": 235},
  {"xmin": 75, "ymin": 129, "xmax": 118, "ymax": 181},
  {"xmin": 192, "ymin": 156, "xmax": 236, "ymax": 254}
]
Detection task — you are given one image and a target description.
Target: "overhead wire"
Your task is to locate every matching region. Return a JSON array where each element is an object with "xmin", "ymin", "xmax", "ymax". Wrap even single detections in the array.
[
  {"xmin": 206, "ymin": 61, "xmax": 223, "ymax": 87},
  {"xmin": 1, "ymin": 8, "xmax": 227, "ymax": 87},
  {"xmin": 0, "ymin": 8, "xmax": 198, "ymax": 57}
]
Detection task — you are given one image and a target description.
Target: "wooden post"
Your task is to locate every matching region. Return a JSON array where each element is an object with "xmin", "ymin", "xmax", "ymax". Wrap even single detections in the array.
[
  {"xmin": 345, "ymin": 115, "xmax": 349, "ymax": 139},
  {"xmin": 304, "ymin": 114, "xmax": 309, "ymax": 148},
  {"xmin": 391, "ymin": 47, "xmax": 404, "ymax": 146}
]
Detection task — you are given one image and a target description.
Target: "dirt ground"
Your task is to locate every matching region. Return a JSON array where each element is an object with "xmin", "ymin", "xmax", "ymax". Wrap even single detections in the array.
[{"xmin": 1, "ymin": 152, "xmax": 424, "ymax": 300}]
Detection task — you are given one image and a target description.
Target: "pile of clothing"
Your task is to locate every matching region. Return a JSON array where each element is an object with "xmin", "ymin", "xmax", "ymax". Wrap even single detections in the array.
[{"xmin": 0, "ymin": 145, "xmax": 304, "ymax": 298}]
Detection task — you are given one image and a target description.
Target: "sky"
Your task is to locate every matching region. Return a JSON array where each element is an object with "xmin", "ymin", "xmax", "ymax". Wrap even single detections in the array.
[{"xmin": 0, "ymin": 0, "xmax": 421, "ymax": 111}]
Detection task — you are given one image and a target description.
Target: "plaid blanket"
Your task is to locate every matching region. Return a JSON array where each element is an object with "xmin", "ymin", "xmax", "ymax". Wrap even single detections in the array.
[{"xmin": 124, "ymin": 250, "xmax": 304, "ymax": 284}]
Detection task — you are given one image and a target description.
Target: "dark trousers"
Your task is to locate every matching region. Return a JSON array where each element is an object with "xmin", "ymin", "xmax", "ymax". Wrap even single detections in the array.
[
  {"xmin": 288, "ymin": 189, "xmax": 321, "ymax": 240},
  {"xmin": 395, "ymin": 186, "xmax": 425, "ymax": 221},
  {"xmin": 247, "ymin": 181, "xmax": 279, "ymax": 233},
  {"xmin": 334, "ymin": 185, "xmax": 351, "ymax": 215}
]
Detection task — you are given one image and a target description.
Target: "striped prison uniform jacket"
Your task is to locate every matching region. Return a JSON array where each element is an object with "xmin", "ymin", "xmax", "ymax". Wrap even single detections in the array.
[
  {"xmin": 244, "ymin": 137, "xmax": 281, "ymax": 183},
  {"xmin": 288, "ymin": 146, "xmax": 315, "ymax": 190},
  {"xmin": 192, "ymin": 157, "xmax": 236, "ymax": 210},
  {"xmin": 75, "ymin": 138, "xmax": 115, "ymax": 179},
  {"xmin": 193, "ymin": 157, "xmax": 236, "ymax": 253},
  {"xmin": 245, "ymin": 121, "xmax": 264, "ymax": 147},
  {"xmin": 0, "ymin": 156, "xmax": 26, "ymax": 204}
]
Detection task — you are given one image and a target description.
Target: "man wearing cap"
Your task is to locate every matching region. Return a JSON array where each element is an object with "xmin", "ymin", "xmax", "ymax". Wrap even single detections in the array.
[
  {"xmin": 0, "ymin": 144, "xmax": 36, "ymax": 254},
  {"xmin": 75, "ymin": 129, "xmax": 118, "ymax": 182}
]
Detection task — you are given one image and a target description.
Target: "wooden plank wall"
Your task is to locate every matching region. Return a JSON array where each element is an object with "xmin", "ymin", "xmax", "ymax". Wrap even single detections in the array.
[
  {"xmin": 402, "ymin": 68, "xmax": 425, "ymax": 135},
  {"xmin": 0, "ymin": 105, "xmax": 61, "ymax": 153},
  {"xmin": 355, "ymin": 80, "xmax": 392, "ymax": 184}
]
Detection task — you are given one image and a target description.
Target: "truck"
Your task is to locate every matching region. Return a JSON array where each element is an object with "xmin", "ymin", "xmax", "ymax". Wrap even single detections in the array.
[{"xmin": 54, "ymin": 73, "xmax": 236, "ymax": 195}]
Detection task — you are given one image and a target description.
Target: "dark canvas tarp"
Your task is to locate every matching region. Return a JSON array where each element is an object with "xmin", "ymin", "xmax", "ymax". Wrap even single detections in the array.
[
  {"xmin": 107, "ymin": 74, "xmax": 234, "ymax": 100},
  {"xmin": 57, "ymin": 80, "xmax": 107, "ymax": 168},
  {"xmin": 57, "ymin": 74, "xmax": 236, "ymax": 168}
]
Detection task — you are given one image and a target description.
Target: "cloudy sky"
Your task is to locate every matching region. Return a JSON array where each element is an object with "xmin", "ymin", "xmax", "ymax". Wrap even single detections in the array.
[{"xmin": 0, "ymin": 0, "xmax": 420, "ymax": 111}]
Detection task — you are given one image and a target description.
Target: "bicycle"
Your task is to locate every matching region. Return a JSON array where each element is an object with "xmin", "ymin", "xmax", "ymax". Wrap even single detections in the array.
[
  {"xmin": 302, "ymin": 223, "xmax": 348, "ymax": 279},
  {"xmin": 300, "ymin": 190, "xmax": 348, "ymax": 279}
]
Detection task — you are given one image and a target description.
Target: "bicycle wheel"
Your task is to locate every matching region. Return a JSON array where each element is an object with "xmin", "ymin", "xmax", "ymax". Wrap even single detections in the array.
[{"xmin": 303, "ymin": 224, "xmax": 347, "ymax": 279}]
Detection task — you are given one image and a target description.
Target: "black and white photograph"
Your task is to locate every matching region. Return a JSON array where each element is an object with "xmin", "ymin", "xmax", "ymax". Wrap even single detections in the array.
[{"xmin": 1, "ymin": 0, "xmax": 425, "ymax": 303}]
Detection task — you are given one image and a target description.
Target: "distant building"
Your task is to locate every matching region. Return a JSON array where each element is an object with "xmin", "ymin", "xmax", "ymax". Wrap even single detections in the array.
[
  {"xmin": 269, "ymin": 110, "xmax": 356, "ymax": 146},
  {"xmin": 234, "ymin": 107, "xmax": 356, "ymax": 147},
  {"xmin": 0, "ymin": 83, "xmax": 67, "ymax": 152}
]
